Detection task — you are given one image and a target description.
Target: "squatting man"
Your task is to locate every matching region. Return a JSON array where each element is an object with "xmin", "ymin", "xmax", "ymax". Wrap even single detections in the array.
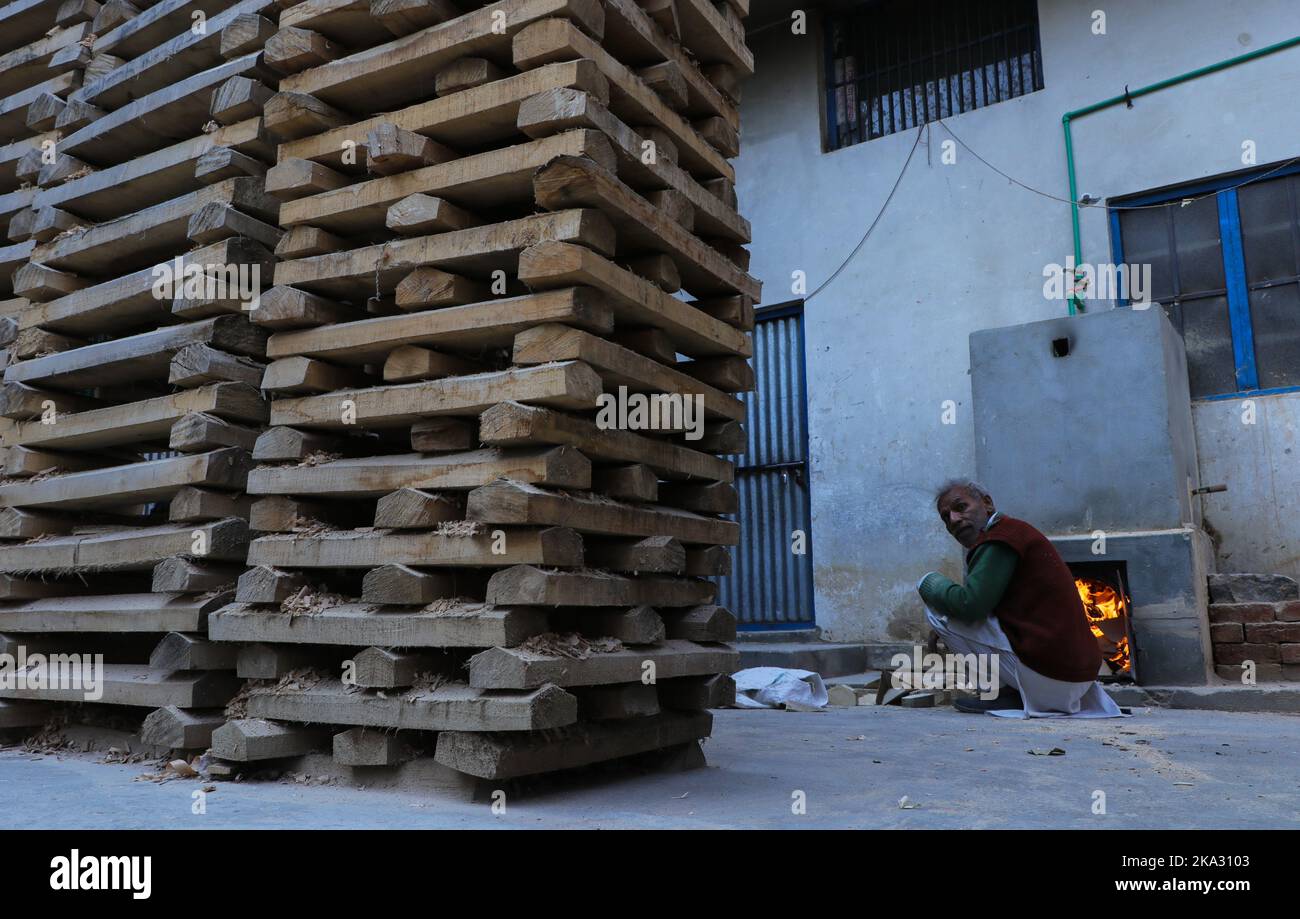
[{"xmin": 915, "ymin": 479, "xmax": 1123, "ymax": 718}]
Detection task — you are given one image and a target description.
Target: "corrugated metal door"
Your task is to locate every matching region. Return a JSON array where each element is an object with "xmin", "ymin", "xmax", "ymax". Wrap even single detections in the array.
[{"xmin": 718, "ymin": 302, "xmax": 815, "ymax": 629}]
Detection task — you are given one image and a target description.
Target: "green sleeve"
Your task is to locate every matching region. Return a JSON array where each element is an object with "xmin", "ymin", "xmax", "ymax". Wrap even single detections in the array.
[{"xmin": 917, "ymin": 542, "xmax": 1018, "ymax": 624}]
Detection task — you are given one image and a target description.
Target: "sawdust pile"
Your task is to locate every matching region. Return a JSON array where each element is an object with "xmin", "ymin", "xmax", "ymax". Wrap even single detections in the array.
[
  {"xmin": 297, "ymin": 451, "xmax": 342, "ymax": 467},
  {"xmin": 280, "ymin": 585, "xmax": 347, "ymax": 616},
  {"xmin": 434, "ymin": 519, "xmax": 480, "ymax": 537},
  {"xmin": 404, "ymin": 671, "xmax": 450, "ymax": 700},
  {"xmin": 271, "ymin": 667, "xmax": 328, "ymax": 694},
  {"xmin": 518, "ymin": 632, "xmax": 624, "ymax": 659}
]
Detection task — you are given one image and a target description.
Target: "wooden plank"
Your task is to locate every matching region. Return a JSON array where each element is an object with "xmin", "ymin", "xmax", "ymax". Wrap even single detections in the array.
[
  {"xmin": 140, "ymin": 705, "xmax": 226, "ymax": 749},
  {"xmin": 434, "ymin": 709, "xmax": 710, "ymax": 779},
  {"xmin": 360, "ymin": 564, "xmax": 453, "ymax": 604},
  {"xmin": 584, "ymin": 535, "xmax": 684, "ymax": 573},
  {"xmin": 149, "ymin": 631, "xmax": 240, "ymax": 670},
  {"xmin": 30, "ymin": 177, "xmax": 277, "ymax": 277},
  {"xmin": 151, "ymin": 556, "xmax": 243, "ymax": 592},
  {"xmin": 1, "ymin": 383, "xmax": 267, "ymax": 451},
  {"xmin": 278, "ymin": 0, "xmax": 604, "ymax": 112},
  {"xmin": 0, "ymin": 519, "xmax": 249, "ymax": 573},
  {"xmin": 0, "ymin": 663, "xmax": 241, "ymax": 707},
  {"xmin": 0, "ymin": 447, "xmax": 250, "ymax": 511},
  {"xmin": 532, "ymin": 155, "xmax": 757, "ymax": 298},
  {"xmin": 266, "ymin": 287, "xmax": 612, "ymax": 364},
  {"xmin": 278, "ymin": 59, "xmax": 606, "ymax": 170},
  {"xmin": 209, "ymin": 600, "xmax": 549, "ymax": 647},
  {"xmin": 518, "ymin": 241, "xmax": 750, "ymax": 359},
  {"xmin": 486, "ymin": 564, "xmax": 716, "ymax": 607},
  {"xmin": 479, "ymin": 401, "xmax": 733, "ymax": 483},
  {"xmin": 94, "ymin": 0, "xmax": 254, "ymax": 60},
  {"xmin": 244, "ymin": 677, "xmax": 577, "ymax": 732},
  {"xmin": 0, "ymin": 22, "xmax": 89, "ymax": 99},
  {"xmin": 211, "ymin": 718, "xmax": 326, "ymax": 761},
  {"xmin": 602, "ymin": 0, "xmax": 738, "ymax": 125},
  {"xmin": 272, "ymin": 209, "xmax": 615, "ymax": 299},
  {"xmin": 269, "ymin": 361, "xmax": 602, "ymax": 430},
  {"xmin": 468, "ymin": 479, "xmax": 737, "ymax": 545},
  {"xmin": 247, "ymin": 525, "xmax": 583, "ymax": 568},
  {"xmin": 671, "ymin": 0, "xmax": 752, "ymax": 74},
  {"xmin": 5, "ymin": 316, "xmax": 267, "ymax": 390},
  {"xmin": 470, "ymin": 638, "xmax": 735, "ymax": 689},
  {"xmin": 279, "ymin": 0, "xmax": 391, "ymax": 45},
  {"xmin": 514, "ymin": 322, "xmax": 745, "ymax": 421},
  {"xmin": 660, "ymin": 604, "xmax": 736, "ymax": 641},
  {"xmin": 75, "ymin": 0, "xmax": 277, "ymax": 111},
  {"xmin": 248, "ymin": 446, "xmax": 590, "ymax": 498},
  {"xmin": 0, "ymin": 591, "xmax": 228, "ymax": 632},
  {"xmin": 333, "ymin": 728, "xmax": 412, "ymax": 765},
  {"xmin": 516, "ymin": 86, "xmax": 749, "ymax": 242},
  {"xmin": 62, "ymin": 53, "xmax": 270, "ymax": 165},
  {"xmin": 373, "ymin": 487, "xmax": 460, "ymax": 528},
  {"xmin": 279, "ymin": 130, "xmax": 612, "ymax": 235},
  {"xmin": 512, "ymin": 18, "xmax": 733, "ymax": 180},
  {"xmin": 18, "ymin": 238, "xmax": 272, "ymax": 337}
]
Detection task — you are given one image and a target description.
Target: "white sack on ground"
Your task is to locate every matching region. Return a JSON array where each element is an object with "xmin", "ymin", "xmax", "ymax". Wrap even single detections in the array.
[{"xmin": 731, "ymin": 667, "xmax": 829, "ymax": 710}]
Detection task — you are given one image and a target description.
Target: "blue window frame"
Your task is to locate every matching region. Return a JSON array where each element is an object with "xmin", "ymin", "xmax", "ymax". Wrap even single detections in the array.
[{"xmin": 1110, "ymin": 161, "xmax": 1300, "ymax": 400}]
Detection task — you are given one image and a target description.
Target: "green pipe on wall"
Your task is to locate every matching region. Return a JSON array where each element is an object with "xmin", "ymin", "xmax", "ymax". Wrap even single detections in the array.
[{"xmin": 1061, "ymin": 33, "xmax": 1300, "ymax": 315}]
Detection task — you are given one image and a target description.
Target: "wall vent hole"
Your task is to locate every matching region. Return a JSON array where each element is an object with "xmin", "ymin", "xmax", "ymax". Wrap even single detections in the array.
[{"xmin": 1051, "ymin": 337, "xmax": 1071, "ymax": 358}]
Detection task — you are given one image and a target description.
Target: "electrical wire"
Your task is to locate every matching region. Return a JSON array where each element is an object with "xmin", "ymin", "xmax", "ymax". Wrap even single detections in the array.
[
  {"xmin": 804, "ymin": 124, "xmax": 924, "ymax": 303},
  {"xmin": 802, "ymin": 117, "xmax": 1299, "ymax": 304},
  {"xmin": 936, "ymin": 119, "xmax": 1300, "ymax": 211}
]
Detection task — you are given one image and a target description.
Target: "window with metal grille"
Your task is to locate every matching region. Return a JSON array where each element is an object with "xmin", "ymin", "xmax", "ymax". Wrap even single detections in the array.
[
  {"xmin": 823, "ymin": 0, "xmax": 1045, "ymax": 150},
  {"xmin": 1112, "ymin": 163, "xmax": 1300, "ymax": 399}
]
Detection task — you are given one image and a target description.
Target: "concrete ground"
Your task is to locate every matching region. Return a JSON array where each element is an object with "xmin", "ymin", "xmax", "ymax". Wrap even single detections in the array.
[{"xmin": 2, "ymin": 705, "xmax": 1298, "ymax": 829}]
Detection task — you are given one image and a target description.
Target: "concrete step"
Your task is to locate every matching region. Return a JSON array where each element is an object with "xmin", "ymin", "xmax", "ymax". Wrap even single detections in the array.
[
  {"xmin": 735, "ymin": 640, "xmax": 869, "ymax": 678},
  {"xmin": 1107, "ymin": 682, "xmax": 1300, "ymax": 713}
]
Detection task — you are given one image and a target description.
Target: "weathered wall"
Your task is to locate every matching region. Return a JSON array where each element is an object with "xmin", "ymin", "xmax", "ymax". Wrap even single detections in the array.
[
  {"xmin": 1193, "ymin": 394, "xmax": 1300, "ymax": 580},
  {"xmin": 736, "ymin": 0, "xmax": 1300, "ymax": 642}
]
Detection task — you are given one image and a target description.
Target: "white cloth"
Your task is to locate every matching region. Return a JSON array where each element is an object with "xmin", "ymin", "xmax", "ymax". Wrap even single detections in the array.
[
  {"xmin": 925, "ymin": 606, "xmax": 1126, "ymax": 719},
  {"xmin": 731, "ymin": 667, "xmax": 828, "ymax": 710}
]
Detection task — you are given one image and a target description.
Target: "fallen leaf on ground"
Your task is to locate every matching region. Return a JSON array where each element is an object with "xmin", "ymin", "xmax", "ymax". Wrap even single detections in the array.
[
  {"xmin": 898, "ymin": 795, "xmax": 920, "ymax": 809},
  {"xmin": 1028, "ymin": 747, "xmax": 1067, "ymax": 756}
]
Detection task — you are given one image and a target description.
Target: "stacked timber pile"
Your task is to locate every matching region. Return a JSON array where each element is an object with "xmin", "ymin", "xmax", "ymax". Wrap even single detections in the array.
[
  {"xmin": 0, "ymin": 0, "xmax": 280, "ymax": 749},
  {"xmin": 205, "ymin": 0, "xmax": 758, "ymax": 785}
]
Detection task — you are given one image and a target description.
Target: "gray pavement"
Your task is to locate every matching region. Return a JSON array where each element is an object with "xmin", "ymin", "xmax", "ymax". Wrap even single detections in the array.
[{"xmin": 2, "ymin": 705, "xmax": 1298, "ymax": 829}]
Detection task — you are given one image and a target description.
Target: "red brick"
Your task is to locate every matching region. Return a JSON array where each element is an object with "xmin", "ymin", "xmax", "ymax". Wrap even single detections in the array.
[
  {"xmin": 1208, "ymin": 602, "xmax": 1276, "ymax": 623},
  {"xmin": 1244, "ymin": 622, "xmax": 1300, "ymax": 643},
  {"xmin": 1210, "ymin": 622, "xmax": 1243, "ymax": 643},
  {"xmin": 1214, "ymin": 642, "xmax": 1280, "ymax": 665},
  {"xmin": 1277, "ymin": 601, "xmax": 1300, "ymax": 622},
  {"xmin": 1280, "ymin": 644, "xmax": 1300, "ymax": 664}
]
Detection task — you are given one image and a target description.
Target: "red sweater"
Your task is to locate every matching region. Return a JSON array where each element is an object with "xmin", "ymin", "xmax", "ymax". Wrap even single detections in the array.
[{"xmin": 970, "ymin": 516, "xmax": 1102, "ymax": 683}]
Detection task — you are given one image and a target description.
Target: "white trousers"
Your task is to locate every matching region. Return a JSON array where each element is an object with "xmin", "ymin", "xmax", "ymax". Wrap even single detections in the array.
[{"xmin": 925, "ymin": 606, "xmax": 1126, "ymax": 719}]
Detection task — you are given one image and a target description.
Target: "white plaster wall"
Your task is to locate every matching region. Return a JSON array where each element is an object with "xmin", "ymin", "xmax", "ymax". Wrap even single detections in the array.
[{"xmin": 736, "ymin": 0, "xmax": 1300, "ymax": 641}]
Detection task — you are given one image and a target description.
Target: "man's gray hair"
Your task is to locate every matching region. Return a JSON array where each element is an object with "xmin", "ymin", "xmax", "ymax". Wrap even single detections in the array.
[{"xmin": 934, "ymin": 478, "xmax": 991, "ymax": 509}]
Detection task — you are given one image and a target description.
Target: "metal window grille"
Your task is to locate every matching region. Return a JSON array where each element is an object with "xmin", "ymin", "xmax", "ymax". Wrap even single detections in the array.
[{"xmin": 824, "ymin": 0, "xmax": 1045, "ymax": 149}]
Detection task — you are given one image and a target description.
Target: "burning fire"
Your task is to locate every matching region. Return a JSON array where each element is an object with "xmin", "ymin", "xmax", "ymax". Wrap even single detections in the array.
[{"xmin": 1075, "ymin": 577, "xmax": 1132, "ymax": 673}]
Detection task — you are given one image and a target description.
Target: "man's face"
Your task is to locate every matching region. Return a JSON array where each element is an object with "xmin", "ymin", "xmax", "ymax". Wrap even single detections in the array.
[{"xmin": 937, "ymin": 487, "xmax": 995, "ymax": 548}]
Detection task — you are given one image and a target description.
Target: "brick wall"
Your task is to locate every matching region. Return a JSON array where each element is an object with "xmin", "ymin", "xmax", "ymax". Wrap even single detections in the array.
[{"xmin": 1209, "ymin": 600, "xmax": 1300, "ymax": 681}]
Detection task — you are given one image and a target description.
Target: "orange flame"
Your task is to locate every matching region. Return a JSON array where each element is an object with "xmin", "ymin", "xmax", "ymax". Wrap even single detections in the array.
[{"xmin": 1075, "ymin": 577, "xmax": 1131, "ymax": 673}]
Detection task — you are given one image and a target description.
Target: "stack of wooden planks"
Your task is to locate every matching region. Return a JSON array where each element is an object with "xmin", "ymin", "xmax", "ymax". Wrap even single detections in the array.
[
  {"xmin": 0, "ymin": 0, "xmax": 281, "ymax": 747},
  {"xmin": 204, "ymin": 0, "xmax": 758, "ymax": 784}
]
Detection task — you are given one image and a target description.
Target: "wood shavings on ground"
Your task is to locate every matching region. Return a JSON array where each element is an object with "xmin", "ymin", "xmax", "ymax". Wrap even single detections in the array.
[{"xmin": 518, "ymin": 632, "xmax": 624, "ymax": 659}]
